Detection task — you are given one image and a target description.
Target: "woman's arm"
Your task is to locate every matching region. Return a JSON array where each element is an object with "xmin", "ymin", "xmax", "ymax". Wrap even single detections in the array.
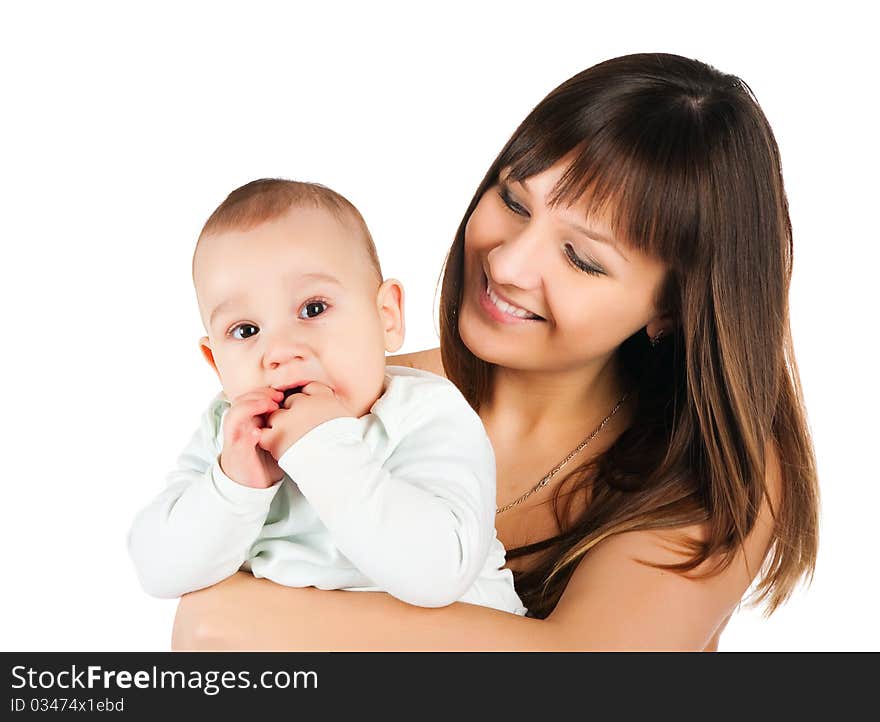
[
  {"xmin": 173, "ymin": 573, "xmax": 557, "ymax": 651},
  {"xmin": 172, "ymin": 498, "xmax": 767, "ymax": 651},
  {"xmin": 172, "ymin": 350, "xmax": 780, "ymax": 651},
  {"xmin": 173, "ymin": 442, "xmax": 778, "ymax": 651}
]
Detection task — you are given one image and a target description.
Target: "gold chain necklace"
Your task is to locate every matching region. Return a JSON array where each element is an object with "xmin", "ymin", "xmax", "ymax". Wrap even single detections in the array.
[{"xmin": 495, "ymin": 391, "xmax": 629, "ymax": 515}]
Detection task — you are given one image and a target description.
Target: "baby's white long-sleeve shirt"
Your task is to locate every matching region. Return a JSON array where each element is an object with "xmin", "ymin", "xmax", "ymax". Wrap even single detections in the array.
[{"xmin": 127, "ymin": 366, "xmax": 527, "ymax": 616}]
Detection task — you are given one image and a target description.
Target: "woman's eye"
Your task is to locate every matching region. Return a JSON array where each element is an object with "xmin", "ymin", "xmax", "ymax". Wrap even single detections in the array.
[
  {"xmin": 299, "ymin": 300, "xmax": 328, "ymax": 319},
  {"xmin": 563, "ymin": 243, "xmax": 606, "ymax": 277},
  {"xmin": 229, "ymin": 323, "xmax": 259, "ymax": 340},
  {"xmin": 498, "ymin": 186, "xmax": 529, "ymax": 217}
]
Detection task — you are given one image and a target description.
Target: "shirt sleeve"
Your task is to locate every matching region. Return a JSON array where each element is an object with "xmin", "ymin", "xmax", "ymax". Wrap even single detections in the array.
[
  {"xmin": 127, "ymin": 398, "xmax": 282, "ymax": 599},
  {"xmin": 277, "ymin": 384, "xmax": 496, "ymax": 608}
]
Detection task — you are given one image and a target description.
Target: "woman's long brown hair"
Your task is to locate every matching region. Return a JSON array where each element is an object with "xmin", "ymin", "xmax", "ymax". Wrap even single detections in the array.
[{"xmin": 438, "ymin": 53, "xmax": 819, "ymax": 618}]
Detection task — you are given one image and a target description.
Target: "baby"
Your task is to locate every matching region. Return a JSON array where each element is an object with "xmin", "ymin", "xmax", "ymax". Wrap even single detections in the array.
[{"xmin": 128, "ymin": 178, "xmax": 527, "ymax": 616}]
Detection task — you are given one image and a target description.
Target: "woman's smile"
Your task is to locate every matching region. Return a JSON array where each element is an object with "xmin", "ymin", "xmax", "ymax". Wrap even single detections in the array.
[{"xmin": 477, "ymin": 269, "xmax": 546, "ymax": 325}]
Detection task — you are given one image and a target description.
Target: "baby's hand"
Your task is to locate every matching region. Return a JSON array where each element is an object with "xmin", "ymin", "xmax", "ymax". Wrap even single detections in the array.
[
  {"xmin": 257, "ymin": 382, "xmax": 354, "ymax": 461},
  {"xmin": 219, "ymin": 387, "xmax": 286, "ymax": 489}
]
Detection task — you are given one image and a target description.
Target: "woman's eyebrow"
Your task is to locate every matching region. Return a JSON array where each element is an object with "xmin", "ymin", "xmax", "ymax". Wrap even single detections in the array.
[
  {"xmin": 517, "ymin": 177, "xmax": 629, "ymax": 262},
  {"xmin": 564, "ymin": 218, "xmax": 629, "ymax": 262}
]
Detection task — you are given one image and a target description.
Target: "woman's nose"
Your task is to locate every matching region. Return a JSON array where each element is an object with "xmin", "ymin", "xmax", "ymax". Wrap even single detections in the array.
[{"xmin": 485, "ymin": 225, "xmax": 546, "ymax": 290}]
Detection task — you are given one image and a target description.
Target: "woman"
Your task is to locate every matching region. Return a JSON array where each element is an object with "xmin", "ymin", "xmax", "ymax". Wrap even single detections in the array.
[{"xmin": 172, "ymin": 52, "xmax": 819, "ymax": 651}]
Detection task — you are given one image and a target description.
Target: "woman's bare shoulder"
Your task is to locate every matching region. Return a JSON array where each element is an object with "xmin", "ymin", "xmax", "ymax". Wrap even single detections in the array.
[
  {"xmin": 386, "ymin": 347, "xmax": 445, "ymax": 378},
  {"xmin": 547, "ymin": 441, "xmax": 784, "ymax": 650}
]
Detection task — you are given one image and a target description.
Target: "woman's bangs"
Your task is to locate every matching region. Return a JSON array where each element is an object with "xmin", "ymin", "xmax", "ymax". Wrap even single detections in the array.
[{"xmin": 500, "ymin": 119, "xmax": 702, "ymax": 270}]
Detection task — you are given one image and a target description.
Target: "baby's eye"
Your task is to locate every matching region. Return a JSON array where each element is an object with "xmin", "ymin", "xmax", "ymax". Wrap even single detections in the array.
[
  {"xmin": 299, "ymin": 300, "xmax": 328, "ymax": 319},
  {"xmin": 229, "ymin": 323, "xmax": 259, "ymax": 340}
]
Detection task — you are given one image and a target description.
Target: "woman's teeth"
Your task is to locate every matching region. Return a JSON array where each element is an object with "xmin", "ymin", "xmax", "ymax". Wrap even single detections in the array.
[{"xmin": 487, "ymin": 280, "xmax": 539, "ymax": 319}]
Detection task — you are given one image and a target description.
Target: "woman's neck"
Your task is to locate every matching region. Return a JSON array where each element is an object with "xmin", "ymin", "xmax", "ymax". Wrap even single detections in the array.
[{"xmin": 480, "ymin": 355, "xmax": 630, "ymax": 445}]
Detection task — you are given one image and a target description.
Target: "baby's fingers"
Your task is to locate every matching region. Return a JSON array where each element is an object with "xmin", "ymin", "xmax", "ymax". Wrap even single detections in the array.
[
  {"xmin": 227, "ymin": 395, "xmax": 283, "ymax": 426},
  {"xmin": 256, "ymin": 426, "xmax": 279, "ymax": 457},
  {"xmin": 231, "ymin": 387, "xmax": 285, "ymax": 405},
  {"xmin": 299, "ymin": 381, "xmax": 334, "ymax": 397}
]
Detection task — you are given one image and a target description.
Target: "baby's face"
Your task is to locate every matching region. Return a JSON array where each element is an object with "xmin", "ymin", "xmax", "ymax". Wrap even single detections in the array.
[{"xmin": 194, "ymin": 207, "xmax": 403, "ymax": 417}]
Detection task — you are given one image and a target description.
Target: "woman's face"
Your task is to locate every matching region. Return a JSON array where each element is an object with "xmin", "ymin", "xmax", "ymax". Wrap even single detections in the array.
[{"xmin": 458, "ymin": 159, "xmax": 670, "ymax": 374}]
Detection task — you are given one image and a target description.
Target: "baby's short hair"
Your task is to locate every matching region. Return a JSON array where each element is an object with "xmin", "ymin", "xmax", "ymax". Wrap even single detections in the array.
[{"xmin": 194, "ymin": 178, "xmax": 383, "ymax": 284}]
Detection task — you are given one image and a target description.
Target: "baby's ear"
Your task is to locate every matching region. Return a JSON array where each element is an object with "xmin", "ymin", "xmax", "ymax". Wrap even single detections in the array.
[
  {"xmin": 376, "ymin": 279, "xmax": 405, "ymax": 353},
  {"xmin": 199, "ymin": 336, "xmax": 221, "ymax": 379}
]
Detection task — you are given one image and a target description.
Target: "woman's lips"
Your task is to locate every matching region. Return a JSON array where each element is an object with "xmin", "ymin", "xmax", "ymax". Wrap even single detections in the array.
[{"xmin": 477, "ymin": 271, "xmax": 545, "ymax": 325}]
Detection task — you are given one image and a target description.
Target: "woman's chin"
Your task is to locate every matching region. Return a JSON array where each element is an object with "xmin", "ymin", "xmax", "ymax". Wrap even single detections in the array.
[{"xmin": 459, "ymin": 307, "xmax": 536, "ymax": 369}]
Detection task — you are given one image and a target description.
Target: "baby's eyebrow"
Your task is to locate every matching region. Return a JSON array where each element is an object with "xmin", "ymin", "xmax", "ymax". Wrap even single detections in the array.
[
  {"xmin": 209, "ymin": 294, "xmax": 246, "ymax": 328},
  {"xmin": 208, "ymin": 271, "xmax": 343, "ymax": 327},
  {"xmin": 283, "ymin": 271, "xmax": 343, "ymax": 287}
]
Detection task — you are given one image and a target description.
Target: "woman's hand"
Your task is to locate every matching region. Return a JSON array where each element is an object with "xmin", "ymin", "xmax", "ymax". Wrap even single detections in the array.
[
  {"xmin": 173, "ymin": 572, "xmax": 401, "ymax": 651},
  {"xmin": 173, "ymin": 572, "xmax": 301, "ymax": 650},
  {"xmin": 172, "ymin": 520, "xmax": 760, "ymax": 651},
  {"xmin": 172, "ymin": 571, "xmax": 556, "ymax": 651},
  {"xmin": 387, "ymin": 348, "xmax": 445, "ymax": 378}
]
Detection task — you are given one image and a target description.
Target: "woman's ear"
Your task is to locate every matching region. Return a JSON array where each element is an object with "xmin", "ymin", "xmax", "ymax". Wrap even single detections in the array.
[
  {"xmin": 645, "ymin": 315, "xmax": 675, "ymax": 343},
  {"xmin": 199, "ymin": 337, "xmax": 221, "ymax": 380},
  {"xmin": 376, "ymin": 279, "xmax": 405, "ymax": 353}
]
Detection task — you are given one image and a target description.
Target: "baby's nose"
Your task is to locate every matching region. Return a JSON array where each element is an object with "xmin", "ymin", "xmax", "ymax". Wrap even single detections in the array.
[{"xmin": 262, "ymin": 336, "xmax": 311, "ymax": 367}]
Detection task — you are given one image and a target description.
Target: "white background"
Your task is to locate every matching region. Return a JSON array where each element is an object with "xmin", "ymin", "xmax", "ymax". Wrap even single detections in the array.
[{"xmin": 1, "ymin": 1, "xmax": 876, "ymax": 651}]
